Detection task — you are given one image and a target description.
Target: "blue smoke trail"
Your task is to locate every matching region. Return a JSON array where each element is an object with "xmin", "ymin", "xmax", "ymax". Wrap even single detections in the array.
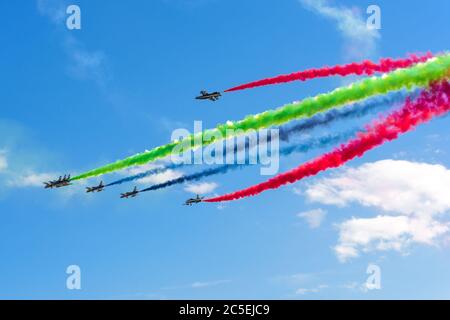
[
  {"xmin": 108, "ymin": 89, "xmax": 416, "ymax": 187},
  {"xmin": 139, "ymin": 129, "xmax": 358, "ymax": 193},
  {"xmin": 279, "ymin": 89, "xmax": 418, "ymax": 142},
  {"xmin": 106, "ymin": 162, "xmax": 180, "ymax": 187}
]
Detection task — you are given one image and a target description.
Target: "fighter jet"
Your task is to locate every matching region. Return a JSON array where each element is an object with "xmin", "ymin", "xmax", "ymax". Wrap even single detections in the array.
[
  {"xmin": 120, "ymin": 186, "xmax": 139, "ymax": 199},
  {"xmin": 184, "ymin": 194, "xmax": 204, "ymax": 206},
  {"xmin": 195, "ymin": 90, "xmax": 221, "ymax": 101},
  {"xmin": 43, "ymin": 174, "xmax": 72, "ymax": 189},
  {"xmin": 86, "ymin": 181, "xmax": 105, "ymax": 193}
]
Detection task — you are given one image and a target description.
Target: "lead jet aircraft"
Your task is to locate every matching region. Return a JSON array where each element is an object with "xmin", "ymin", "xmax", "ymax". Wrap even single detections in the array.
[
  {"xmin": 195, "ymin": 90, "xmax": 221, "ymax": 101},
  {"xmin": 120, "ymin": 186, "xmax": 139, "ymax": 199},
  {"xmin": 184, "ymin": 194, "xmax": 204, "ymax": 206},
  {"xmin": 43, "ymin": 174, "xmax": 72, "ymax": 189},
  {"xmin": 86, "ymin": 181, "xmax": 105, "ymax": 193}
]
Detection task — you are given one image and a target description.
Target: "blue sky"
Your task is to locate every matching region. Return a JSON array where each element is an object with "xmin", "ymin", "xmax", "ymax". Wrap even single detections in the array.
[{"xmin": 1, "ymin": 0, "xmax": 450, "ymax": 299}]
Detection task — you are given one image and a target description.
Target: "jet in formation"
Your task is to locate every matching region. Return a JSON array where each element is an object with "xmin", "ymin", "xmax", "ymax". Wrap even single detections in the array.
[
  {"xmin": 120, "ymin": 186, "xmax": 139, "ymax": 199},
  {"xmin": 184, "ymin": 194, "xmax": 204, "ymax": 206},
  {"xmin": 86, "ymin": 181, "xmax": 105, "ymax": 193},
  {"xmin": 195, "ymin": 90, "xmax": 221, "ymax": 101},
  {"xmin": 43, "ymin": 175, "xmax": 72, "ymax": 189}
]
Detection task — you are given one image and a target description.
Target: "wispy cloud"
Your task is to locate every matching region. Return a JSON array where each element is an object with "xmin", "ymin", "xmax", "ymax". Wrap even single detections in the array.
[
  {"xmin": 271, "ymin": 272, "xmax": 317, "ymax": 286},
  {"xmin": 306, "ymin": 160, "xmax": 450, "ymax": 215},
  {"xmin": 335, "ymin": 215, "xmax": 448, "ymax": 262},
  {"xmin": 0, "ymin": 150, "xmax": 79, "ymax": 204},
  {"xmin": 138, "ymin": 169, "xmax": 184, "ymax": 185},
  {"xmin": 113, "ymin": 163, "xmax": 184, "ymax": 186},
  {"xmin": 191, "ymin": 279, "xmax": 231, "ymax": 288},
  {"xmin": 37, "ymin": 0, "xmax": 67, "ymax": 24},
  {"xmin": 7, "ymin": 172, "xmax": 56, "ymax": 187},
  {"xmin": 64, "ymin": 36, "xmax": 109, "ymax": 86},
  {"xmin": 37, "ymin": 0, "xmax": 110, "ymax": 87},
  {"xmin": 0, "ymin": 126, "xmax": 55, "ymax": 191},
  {"xmin": 305, "ymin": 160, "xmax": 450, "ymax": 261},
  {"xmin": 300, "ymin": 0, "xmax": 379, "ymax": 60},
  {"xmin": 340, "ymin": 281, "xmax": 371, "ymax": 292},
  {"xmin": 0, "ymin": 151, "xmax": 71, "ymax": 192},
  {"xmin": 118, "ymin": 163, "xmax": 163, "ymax": 176},
  {"xmin": 296, "ymin": 284, "xmax": 328, "ymax": 295},
  {"xmin": 0, "ymin": 152, "xmax": 7, "ymax": 172},
  {"xmin": 297, "ymin": 208, "xmax": 327, "ymax": 228},
  {"xmin": 0, "ymin": 120, "xmax": 86, "ymax": 203},
  {"xmin": 162, "ymin": 279, "xmax": 231, "ymax": 290},
  {"xmin": 184, "ymin": 182, "xmax": 218, "ymax": 195}
]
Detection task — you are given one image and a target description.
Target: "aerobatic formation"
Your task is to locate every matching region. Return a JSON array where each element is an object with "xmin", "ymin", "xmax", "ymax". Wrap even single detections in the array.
[{"xmin": 44, "ymin": 53, "xmax": 450, "ymax": 205}]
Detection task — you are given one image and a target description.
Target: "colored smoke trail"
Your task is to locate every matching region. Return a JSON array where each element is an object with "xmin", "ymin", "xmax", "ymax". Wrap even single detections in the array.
[
  {"xmin": 139, "ymin": 130, "xmax": 358, "ymax": 193},
  {"xmin": 225, "ymin": 54, "xmax": 432, "ymax": 92},
  {"xmin": 107, "ymin": 90, "xmax": 411, "ymax": 187},
  {"xmin": 204, "ymin": 81, "xmax": 450, "ymax": 203},
  {"xmin": 105, "ymin": 162, "xmax": 180, "ymax": 187},
  {"xmin": 71, "ymin": 54, "xmax": 450, "ymax": 181},
  {"xmin": 278, "ymin": 89, "xmax": 417, "ymax": 141}
]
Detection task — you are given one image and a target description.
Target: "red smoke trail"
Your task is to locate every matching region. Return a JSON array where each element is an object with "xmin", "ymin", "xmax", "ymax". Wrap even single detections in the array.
[
  {"xmin": 224, "ymin": 53, "xmax": 433, "ymax": 92},
  {"xmin": 205, "ymin": 81, "xmax": 450, "ymax": 203}
]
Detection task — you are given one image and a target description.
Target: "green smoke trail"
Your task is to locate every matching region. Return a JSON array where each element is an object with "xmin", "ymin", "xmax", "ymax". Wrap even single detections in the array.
[{"xmin": 72, "ymin": 54, "xmax": 450, "ymax": 181}]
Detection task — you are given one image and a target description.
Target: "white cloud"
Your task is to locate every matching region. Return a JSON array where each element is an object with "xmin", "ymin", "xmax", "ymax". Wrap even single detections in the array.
[
  {"xmin": 0, "ymin": 154, "xmax": 7, "ymax": 172},
  {"xmin": 296, "ymin": 284, "xmax": 328, "ymax": 295},
  {"xmin": 216, "ymin": 203, "xmax": 227, "ymax": 210},
  {"xmin": 120, "ymin": 163, "xmax": 162, "ymax": 176},
  {"xmin": 306, "ymin": 160, "xmax": 450, "ymax": 216},
  {"xmin": 297, "ymin": 209, "xmax": 326, "ymax": 228},
  {"xmin": 162, "ymin": 279, "xmax": 231, "ymax": 290},
  {"xmin": 7, "ymin": 172, "xmax": 56, "ymax": 187},
  {"xmin": 0, "ymin": 121, "xmax": 86, "ymax": 202},
  {"xmin": 191, "ymin": 279, "xmax": 230, "ymax": 288},
  {"xmin": 37, "ymin": 0, "xmax": 66, "ymax": 24},
  {"xmin": 64, "ymin": 36, "xmax": 109, "ymax": 86},
  {"xmin": 70, "ymin": 48, "xmax": 105, "ymax": 77},
  {"xmin": 300, "ymin": 0, "xmax": 379, "ymax": 60},
  {"xmin": 271, "ymin": 273, "xmax": 329, "ymax": 296},
  {"xmin": 136, "ymin": 169, "xmax": 183, "ymax": 185},
  {"xmin": 271, "ymin": 272, "xmax": 317, "ymax": 286},
  {"xmin": 341, "ymin": 281, "xmax": 360, "ymax": 290},
  {"xmin": 334, "ymin": 215, "xmax": 448, "ymax": 262},
  {"xmin": 340, "ymin": 281, "xmax": 373, "ymax": 293},
  {"xmin": 304, "ymin": 160, "xmax": 450, "ymax": 261},
  {"xmin": 37, "ymin": 1, "xmax": 109, "ymax": 86},
  {"xmin": 184, "ymin": 182, "xmax": 218, "ymax": 195}
]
